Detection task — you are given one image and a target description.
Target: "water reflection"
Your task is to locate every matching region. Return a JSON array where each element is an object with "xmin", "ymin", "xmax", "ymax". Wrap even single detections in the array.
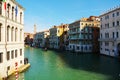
[{"xmin": 8, "ymin": 47, "xmax": 120, "ymax": 80}]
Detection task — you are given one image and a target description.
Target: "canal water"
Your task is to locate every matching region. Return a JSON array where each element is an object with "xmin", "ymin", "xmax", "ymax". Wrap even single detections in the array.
[{"xmin": 9, "ymin": 47, "xmax": 120, "ymax": 80}]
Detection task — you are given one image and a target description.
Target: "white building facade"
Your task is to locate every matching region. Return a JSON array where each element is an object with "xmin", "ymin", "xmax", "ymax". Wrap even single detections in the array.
[
  {"xmin": 99, "ymin": 7, "xmax": 120, "ymax": 57},
  {"xmin": 0, "ymin": 0, "xmax": 24, "ymax": 78}
]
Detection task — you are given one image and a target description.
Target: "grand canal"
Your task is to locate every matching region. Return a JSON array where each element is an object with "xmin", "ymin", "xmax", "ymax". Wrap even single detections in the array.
[{"xmin": 9, "ymin": 47, "xmax": 120, "ymax": 80}]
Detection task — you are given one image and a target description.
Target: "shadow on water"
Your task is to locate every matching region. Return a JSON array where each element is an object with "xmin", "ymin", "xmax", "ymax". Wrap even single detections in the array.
[{"xmin": 53, "ymin": 51, "xmax": 120, "ymax": 80}]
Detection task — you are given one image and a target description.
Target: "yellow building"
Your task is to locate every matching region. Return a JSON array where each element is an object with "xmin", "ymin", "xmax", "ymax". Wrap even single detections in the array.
[{"xmin": 49, "ymin": 24, "xmax": 68, "ymax": 49}]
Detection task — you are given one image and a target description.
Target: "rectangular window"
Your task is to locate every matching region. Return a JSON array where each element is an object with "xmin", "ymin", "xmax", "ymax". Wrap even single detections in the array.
[
  {"xmin": 117, "ymin": 21, "xmax": 119, "ymax": 26},
  {"xmin": 20, "ymin": 49, "xmax": 22, "ymax": 56},
  {"xmin": 7, "ymin": 51, "xmax": 10, "ymax": 60},
  {"xmin": 112, "ymin": 42, "xmax": 114, "ymax": 46},
  {"xmin": 89, "ymin": 47, "xmax": 92, "ymax": 50},
  {"xmin": 105, "ymin": 15, "xmax": 109, "ymax": 20},
  {"xmin": 101, "ymin": 33, "xmax": 102, "ymax": 38},
  {"xmin": 7, "ymin": 66, "xmax": 10, "ymax": 71},
  {"xmin": 112, "ymin": 50, "xmax": 114, "ymax": 52},
  {"xmin": 0, "ymin": 53, "xmax": 3, "ymax": 63},
  {"xmin": 113, "ymin": 32, "xmax": 114, "ymax": 38},
  {"xmin": 11, "ymin": 50, "xmax": 14, "ymax": 59},
  {"xmin": 15, "ymin": 50, "xmax": 17, "ymax": 58},
  {"xmin": 117, "ymin": 12, "xmax": 119, "ymax": 16},
  {"xmin": 117, "ymin": 32, "xmax": 119, "ymax": 38},
  {"xmin": 20, "ymin": 60, "xmax": 22, "ymax": 64},
  {"xmin": 77, "ymin": 46, "xmax": 79, "ymax": 50},
  {"xmin": 101, "ymin": 25, "xmax": 102, "ymax": 28},
  {"xmin": 113, "ymin": 22, "xmax": 115, "ymax": 27},
  {"xmin": 108, "ymin": 24, "xmax": 109, "ymax": 28},
  {"xmin": 105, "ymin": 42, "xmax": 109, "ymax": 46},
  {"xmin": 101, "ymin": 18, "xmax": 102, "ymax": 21},
  {"xmin": 112, "ymin": 13, "xmax": 115, "ymax": 17}
]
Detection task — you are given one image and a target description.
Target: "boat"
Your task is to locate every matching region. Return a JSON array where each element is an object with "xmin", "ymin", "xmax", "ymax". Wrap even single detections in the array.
[{"xmin": 44, "ymin": 47, "xmax": 47, "ymax": 51}]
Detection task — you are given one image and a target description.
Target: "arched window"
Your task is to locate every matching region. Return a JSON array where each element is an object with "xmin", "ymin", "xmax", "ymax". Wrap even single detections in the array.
[
  {"xmin": 7, "ymin": 26, "xmax": 10, "ymax": 41},
  {"xmin": 20, "ymin": 29, "xmax": 22, "ymax": 41},
  {"xmin": 20, "ymin": 12, "xmax": 22, "ymax": 23},
  {"xmin": 0, "ymin": 23, "xmax": 2, "ymax": 42},
  {"xmin": 15, "ymin": 50, "xmax": 17, "ymax": 58},
  {"xmin": 15, "ymin": 28, "xmax": 18, "ymax": 41},
  {"xmin": 7, "ymin": 3, "xmax": 11, "ymax": 18},
  {"xmin": 12, "ymin": 7, "xmax": 14, "ymax": 20},
  {"xmin": 11, "ymin": 27, "xmax": 14, "ymax": 41},
  {"xmin": 15, "ymin": 6, "xmax": 18, "ymax": 21},
  {"xmin": 0, "ymin": 1, "xmax": 2, "ymax": 15}
]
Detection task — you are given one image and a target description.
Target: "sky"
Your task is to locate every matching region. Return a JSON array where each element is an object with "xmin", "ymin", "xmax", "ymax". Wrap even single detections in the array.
[{"xmin": 17, "ymin": 0, "xmax": 120, "ymax": 33}]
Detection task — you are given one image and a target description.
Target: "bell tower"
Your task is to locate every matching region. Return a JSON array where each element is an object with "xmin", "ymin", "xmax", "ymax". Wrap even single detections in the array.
[{"xmin": 34, "ymin": 24, "xmax": 36, "ymax": 34}]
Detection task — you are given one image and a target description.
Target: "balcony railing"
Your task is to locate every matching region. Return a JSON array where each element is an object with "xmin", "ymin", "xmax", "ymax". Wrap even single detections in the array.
[
  {"xmin": 69, "ymin": 31, "xmax": 80, "ymax": 34},
  {"xmin": 98, "ymin": 38, "xmax": 116, "ymax": 41}
]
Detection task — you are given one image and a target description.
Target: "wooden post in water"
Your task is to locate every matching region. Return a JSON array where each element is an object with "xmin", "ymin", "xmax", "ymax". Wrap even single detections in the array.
[{"xmin": 15, "ymin": 62, "xmax": 19, "ymax": 80}]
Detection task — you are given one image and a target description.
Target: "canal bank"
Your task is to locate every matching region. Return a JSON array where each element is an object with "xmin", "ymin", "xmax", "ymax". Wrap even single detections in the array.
[{"xmin": 9, "ymin": 47, "xmax": 120, "ymax": 80}]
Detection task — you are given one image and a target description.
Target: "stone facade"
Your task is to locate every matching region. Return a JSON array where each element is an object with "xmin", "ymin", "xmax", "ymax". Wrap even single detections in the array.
[
  {"xmin": 33, "ymin": 30, "xmax": 50, "ymax": 48},
  {"xmin": 0, "ymin": 0, "xmax": 24, "ymax": 78},
  {"xmin": 99, "ymin": 7, "xmax": 120, "ymax": 57},
  {"xmin": 68, "ymin": 16, "xmax": 100, "ymax": 53}
]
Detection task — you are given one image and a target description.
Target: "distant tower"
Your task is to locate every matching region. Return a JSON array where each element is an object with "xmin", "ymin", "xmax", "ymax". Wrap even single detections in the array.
[{"xmin": 34, "ymin": 24, "xmax": 37, "ymax": 34}]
